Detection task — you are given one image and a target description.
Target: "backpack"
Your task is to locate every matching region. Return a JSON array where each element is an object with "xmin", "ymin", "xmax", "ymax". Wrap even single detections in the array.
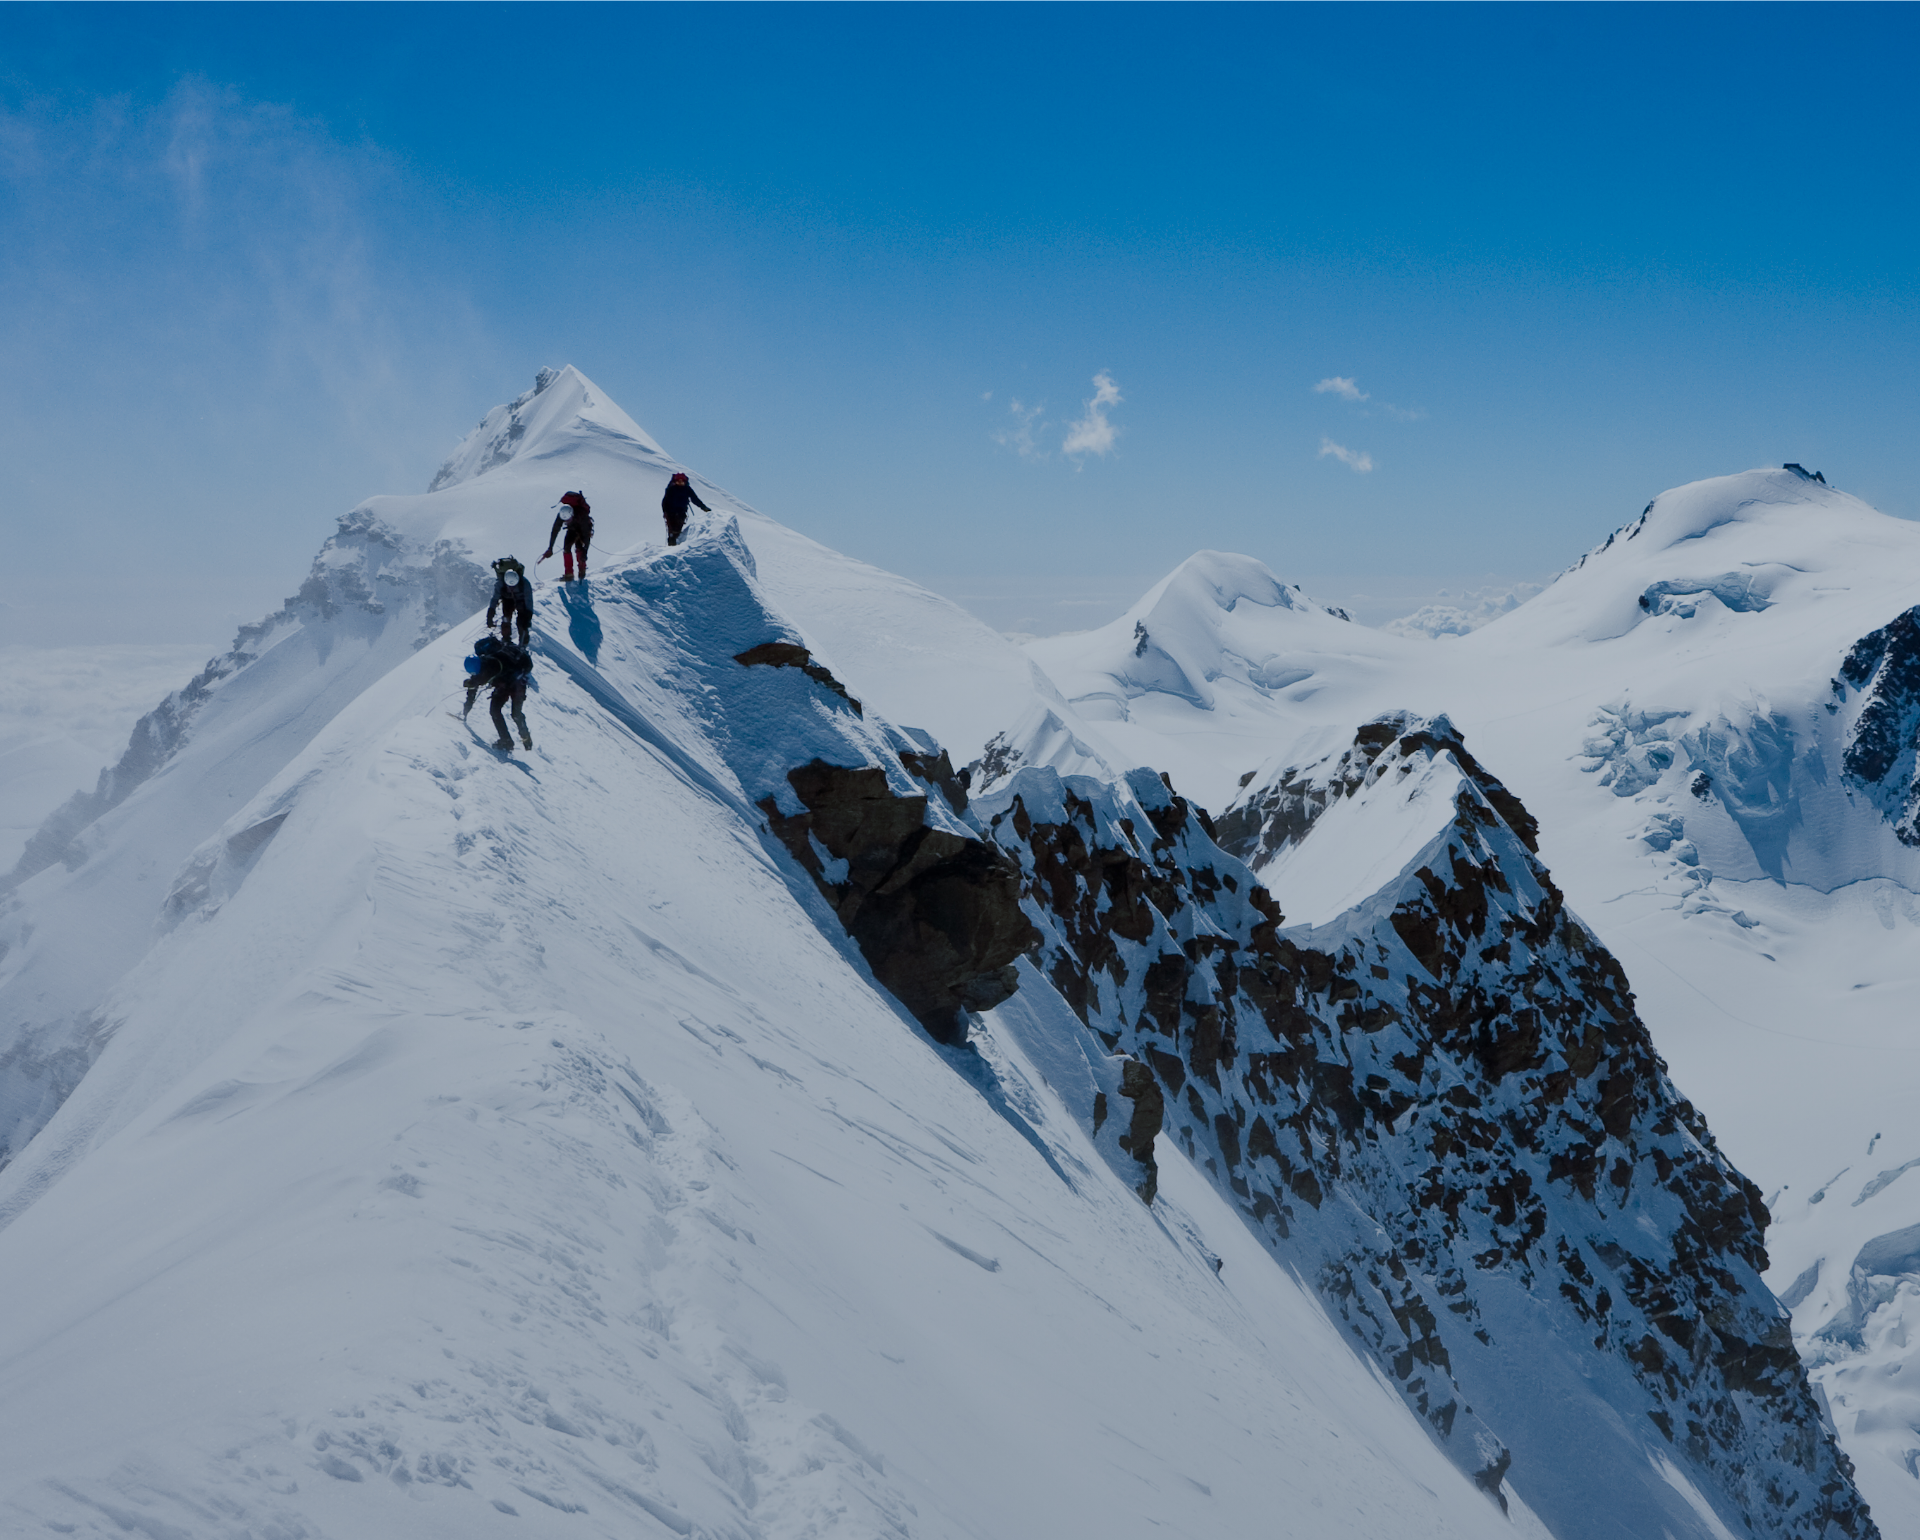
[
  {"xmin": 492, "ymin": 556, "xmax": 526, "ymax": 582},
  {"xmin": 495, "ymin": 640, "xmax": 533, "ymax": 679},
  {"xmin": 464, "ymin": 634, "xmax": 499, "ymax": 675}
]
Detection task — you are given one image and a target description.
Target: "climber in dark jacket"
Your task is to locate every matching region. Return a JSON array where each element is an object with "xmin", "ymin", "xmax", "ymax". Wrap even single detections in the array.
[
  {"xmin": 488, "ymin": 557, "xmax": 532, "ymax": 644},
  {"xmin": 463, "ymin": 635, "xmax": 535, "ymax": 752},
  {"xmin": 661, "ymin": 472, "xmax": 710, "ymax": 547},
  {"xmin": 541, "ymin": 491, "xmax": 594, "ymax": 582}
]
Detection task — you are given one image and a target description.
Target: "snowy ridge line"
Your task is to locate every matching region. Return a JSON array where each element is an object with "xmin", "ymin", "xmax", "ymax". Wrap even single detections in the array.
[
  {"xmin": 529, "ymin": 627, "xmax": 761, "ymax": 833},
  {"xmin": 0, "ymin": 470, "xmax": 1541, "ymax": 1536}
]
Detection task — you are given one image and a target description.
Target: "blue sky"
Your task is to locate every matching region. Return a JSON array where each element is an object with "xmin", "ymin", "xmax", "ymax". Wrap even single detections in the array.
[{"xmin": 4, "ymin": 2, "xmax": 1918, "ymax": 646}]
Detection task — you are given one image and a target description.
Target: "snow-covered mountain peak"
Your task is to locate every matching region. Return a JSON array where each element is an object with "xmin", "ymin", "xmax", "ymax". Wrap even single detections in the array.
[
  {"xmin": 1631, "ymin": 466, "xmax": 1849, "ymax": 550},
  {"xmin": 1130, "ymin": 549, "xmax": 1335, "ymax": 621},
  {"xmin": 1487, "ymin": 467, "xmax": 1920, "ymax": 652},
  {"xmin": 1022, "ymin": 551, "xmax": 1420, "ymax": 809},
  {"xmin": 428, "ymin": 364, "xmax": 671, "ymax": 493}
]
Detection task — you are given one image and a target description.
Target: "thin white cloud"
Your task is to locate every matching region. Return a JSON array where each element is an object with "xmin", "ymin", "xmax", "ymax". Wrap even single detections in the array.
[
  {"xmin": 1383, "ymin": 582, "xmax": 1546, "ymax": 639},
  {"xmin": 1380, "ymin": 402, "xmax": 1427, "ymax": 422},
  {"xmin": 1062, "ymin": 371, "xmax": 1122, "ymax": 460},
  {"xmin": 994, "ymin": 398, "xmax": 1046, "ymax": 459},
  {"xmin": 1313, "ymin": 376, "xmax": 1369, "ymax": 402},
  {"xmin": 1318, "ymin": 437, "xmax": 1374, "ymax": 474}
]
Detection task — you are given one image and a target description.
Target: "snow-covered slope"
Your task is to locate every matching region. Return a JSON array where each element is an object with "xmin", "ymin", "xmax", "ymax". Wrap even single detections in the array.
[
  {"xmin": 0, "ymin": 372, "xmax": 1889, "ymax": 1539},
  {"xmin": 0, "ymin": 644, "xmax": 212, "ymax": 872},
  {"xmin": 1020, "ymin": 551, "xmax": 1422, "ymax": 810},
  {"xmin": 0, "ymin": 520, "xmax": 1543, "ymax": 1539}
]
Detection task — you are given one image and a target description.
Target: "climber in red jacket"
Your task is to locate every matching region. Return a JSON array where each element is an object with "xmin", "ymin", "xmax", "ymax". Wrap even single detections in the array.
[{"xmin": 541, "ymin": 491, "xmax": 594, "ymax": 582}]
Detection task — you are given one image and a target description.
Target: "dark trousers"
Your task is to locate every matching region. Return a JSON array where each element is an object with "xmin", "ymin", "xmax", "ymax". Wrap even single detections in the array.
[
  {"xmin": 489, "ymin": 680, "xmax": 528, "ymax": 745},
  {"xmin": 496, "ymin": 597, "xmax": 531, "ymax": 643}
]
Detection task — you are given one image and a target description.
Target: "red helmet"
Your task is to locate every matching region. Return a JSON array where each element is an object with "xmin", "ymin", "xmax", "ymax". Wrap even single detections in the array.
[{"xmin": 670, "ymin": 472, "xmax": 688, "ymax": 483}]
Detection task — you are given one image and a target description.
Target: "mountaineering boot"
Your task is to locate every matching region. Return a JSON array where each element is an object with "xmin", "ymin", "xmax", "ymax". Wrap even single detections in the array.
[
  {"xmin": 495, "ymin": 737, "xmax": 514, "ymax": 752},
  {"xmin": 519, "ymin": 730, "xmax": 533, "ymax": 749}
]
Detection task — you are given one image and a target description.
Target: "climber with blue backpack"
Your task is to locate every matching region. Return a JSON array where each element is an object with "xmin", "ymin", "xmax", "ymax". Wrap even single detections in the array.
[{"xmin": 463, "ymin": 634, "xmax": 535, "ymax": 752}]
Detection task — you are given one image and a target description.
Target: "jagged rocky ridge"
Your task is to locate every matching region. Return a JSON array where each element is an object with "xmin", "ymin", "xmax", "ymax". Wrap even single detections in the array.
[
  {"xmin": 1839, "ymin": 605, "xmax": 1920, "ymax": 846},
  {"xmin": 967, "ymin": 716, "xmax": 1873, "ymax": 1539}
]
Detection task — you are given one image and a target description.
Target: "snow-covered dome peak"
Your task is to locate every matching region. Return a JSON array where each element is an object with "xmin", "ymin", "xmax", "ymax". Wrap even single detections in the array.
[
  {"xmin": 1627, "ymin": 466, "xmax": 1860, "ymax": 552},
  {"xmin": 428, "ymin": 365, "xmax": 670, "ymax": 492},
  {"xmin": 1470, "ymin": 466, "xmax": 1920, "ymax": 652},
  {"xmin": 1127, "ymin": 550, "xmax": 1336, "ymax": 627}
]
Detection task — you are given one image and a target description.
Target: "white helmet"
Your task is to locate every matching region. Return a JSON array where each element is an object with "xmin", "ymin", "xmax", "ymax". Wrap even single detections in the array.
[{"xmin": 504, "ymin": 571, "xmax": 521, "ymax": 587}]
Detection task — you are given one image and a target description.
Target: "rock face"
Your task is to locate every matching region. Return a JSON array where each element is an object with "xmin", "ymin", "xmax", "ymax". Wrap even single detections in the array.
[
  {"xmin": 1840, "ymin": 605, "xmax": 1920, "ymax": 846},
  {"xmin": 732, "ymin": 642, "xmax": 863, "ymax": 715},
  {"xmin": 976, "ymin": 718, "xmax": 1874, "ymax": 1539},
  {"xmin": 759, "ymin": 759, "xmax": 1038, "ymax": 1044}
]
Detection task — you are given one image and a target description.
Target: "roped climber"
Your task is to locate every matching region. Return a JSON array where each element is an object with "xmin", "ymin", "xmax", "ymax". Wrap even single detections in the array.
[
  {"xmin": 488, "ymin": 556, "xmax": 532, "ymax": 644},
  {"xmin": 463, "ymin": 634, "xmax": 535, "ymax": 753},
  {"xmin": 541, "ymin": 491, "xmax": 594, "ymax": 582},
  {"xmin": 661, "ymin": 472, "xmax": 710, "ymax": 547}
]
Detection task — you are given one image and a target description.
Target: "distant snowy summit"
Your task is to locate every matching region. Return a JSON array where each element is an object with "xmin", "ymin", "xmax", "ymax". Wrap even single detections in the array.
[{"xmin": 428, "ymin": 364, "xmax": 672, "ymax": 492}]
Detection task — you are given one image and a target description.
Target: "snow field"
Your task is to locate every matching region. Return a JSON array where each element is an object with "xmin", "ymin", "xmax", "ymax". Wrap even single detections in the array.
[{"xmin": 0, "ymin": 527, "xmax": 1531, "ymax": 1539}]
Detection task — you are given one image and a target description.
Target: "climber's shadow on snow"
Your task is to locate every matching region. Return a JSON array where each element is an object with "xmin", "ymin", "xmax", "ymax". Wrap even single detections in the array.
[
  {"xmin": 557, "ymin": 583, "xmax": 603, "ymax": 664},
  {"xmin": 460, "ymin": 719, "xmax": 541, "ymax": 781}
]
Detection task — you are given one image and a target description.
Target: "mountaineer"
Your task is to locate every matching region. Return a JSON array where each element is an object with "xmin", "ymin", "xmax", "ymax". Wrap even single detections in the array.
[
  {"xmin": 488, "ymin": 556, "xmax": 532, "ymax": 645},
  {"xmin": 541, "ymin": 491, "xmax": 594, "ymax": 582},
  {"xmin": 462, "ymin": 634, "xmax": 535, "ymax": 753},
  {"xmin": 661, "ymin": 472, "xmax": 710, "ymax": 547}
]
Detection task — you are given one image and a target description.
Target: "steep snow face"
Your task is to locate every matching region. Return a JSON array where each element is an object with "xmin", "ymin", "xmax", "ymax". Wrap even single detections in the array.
[
  {"xmin": 1022, "ymin": 552, "xmax": 1423, "ymax": 810},
  {"xmin": 0, "ymin": 365, "xmax": 837, "ymax": 1172},
  {"xmin": 0, "ymin": 525, "xmax": 1540, "ymax": 1540},
  {"xmin": 731, "ymin": 510, "xmax": 1095, "ymax": 773},
  {"xmin": 427, "ymin": 364, "xmax": 673, "ymax": 493}
]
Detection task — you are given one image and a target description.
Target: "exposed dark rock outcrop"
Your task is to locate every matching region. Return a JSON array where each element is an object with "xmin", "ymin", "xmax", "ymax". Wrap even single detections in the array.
[
  {"xmin": 760, "ymin": 760, "xmax": 1038, "ymax": 1044},
  {"xmin": 1213, "ymin": 712, "xmax": 1538, "ymax": 871},
  {"xmin": 976, "ymin": 718, "xmax": 1873, "ymax": 1539},
  {"xmin": 1839, "ymin": 605, "xmax": 1920, "ymax": 845},
  {"xmin": 734, "ymin": 641, "xmax": 864, "ymax": 715}
]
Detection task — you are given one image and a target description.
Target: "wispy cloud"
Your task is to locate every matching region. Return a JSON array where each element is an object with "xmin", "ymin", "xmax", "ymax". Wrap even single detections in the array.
[
  {"xmin": 1062, "ymin": 371, "xmax": 1122, "ymax": 460},
  {"xmin": 1318, "ymin": 437, "xmax": 1374, "ymax": 474},
  {"xmin": 1379, "ymin": 402, "xmax": 1427, "ymax": 422},
  {"xmin": 1383, "ymin": 582, "xmax": 1546, "ymax": 638},
  {"xmin": 994, "ymin": 398, "xmax": 1047, "ymax": 459},
  {"xmin": 1313, "ymin": 376, "xmax": 1369, "ymax": 402}
]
